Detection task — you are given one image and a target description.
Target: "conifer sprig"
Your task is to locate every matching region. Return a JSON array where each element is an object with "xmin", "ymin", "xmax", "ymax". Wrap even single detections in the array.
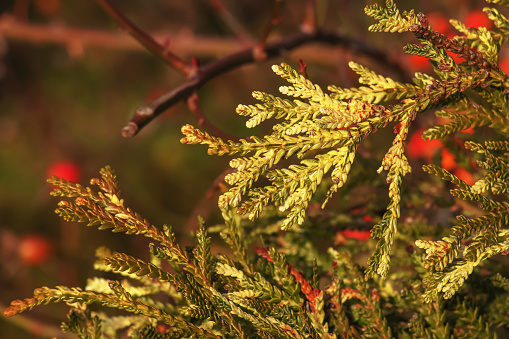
[
  {"xmin": 4, "ymin": 284, "xmax": 218, "ymax": 338},
  {"xmin": 182, "ymin": 0, "xmax": 509, "ymax": 295},
  {"xmin": 182, "ymin": 62, "xmax": 398, "ymax": 233},
  {"xmin": 48, "ymin": 166, "xmax": 190, "ymax": 268},
  {"xmin": 6, "ymin": 1, "xmax": 509, "ymax": 337},
  {"xmin": 418, "ymin": 140, "xmax": 509, "ymax": 300},
  {"xmin": 6, "ymin": 141, "xmax": 509, "ymax": 335},
  {"xmin": 182, "ymin": 58, "xmax": 423, "ymax": 274}
]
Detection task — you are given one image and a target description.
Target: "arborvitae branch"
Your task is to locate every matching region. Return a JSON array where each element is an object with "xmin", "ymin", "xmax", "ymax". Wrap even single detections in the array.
[
  {"xmin": 418, "ymin": 137, "xmax": 509, "ymax": 300},
  {"xmin": 49, "ymin": 167, "xmax": 190, "ymax": 267},
  {"xmin": 103, "ymin": 252, "xmax": 174, "ymax": 283},
  {"xmin": 6, "ymin": 1, "xmax": 509, "ymax": 337},
  {"xmin": 5, "ymin": 284, "xmax": 220, "ymax": 338}
]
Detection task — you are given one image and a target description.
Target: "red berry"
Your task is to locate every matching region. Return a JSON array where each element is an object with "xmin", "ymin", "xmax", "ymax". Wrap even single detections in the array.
[
  {"xmin": 362, "ymin": 215, "xmax": 374, "ymax": 222},
  {"xmin": 427, "ymin": 12, "xmax": 451, "ymax": 35},
  {"xmin": 465, "ymin": 10, "xmax": 493, "ymax": 30},
  {"xmin": 18, "ymin": 234, "xmax": 53, "ymax": 266},
  {"xmin": 407, "ymin": 54, "xmax": 432, "ymax": 71},
  {"xmin": 454, "ymin": 167, "xmax": 476, "ymax": 185},
  {"xmin": 460, "ymin": 126, "xmax": 474, "ymax": 134},
  {"xmin": 441, "ymin": 148, "xmax": 458, "ymax": 171},
  {"xmin": 157, "ymin": 325, "xmax": 168, "ymax": 333},
  {"xmin": 340, "ymin": 230, "xmax": 371, "ymax": 241},
  {"xmin": 348, "ymin": 207, "xmax": 367, "ymax": 215},
  {"xmin": 47, "ymin": 161, "xmax": 81, "ymax": 182},
  {"xmin": 406, "ymin": 129, "xmax": 443, "ymax": 161}
]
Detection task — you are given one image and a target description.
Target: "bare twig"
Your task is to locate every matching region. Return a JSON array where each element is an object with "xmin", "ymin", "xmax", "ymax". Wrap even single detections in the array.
[
  {"xmin": 0, "ymin": 15, "xmax": 252, "ymax": 56},
  {"xmin": 122, "ymin": 28, "xmax": 409, "ymax": 138},
  {"xmin": 302, "ymin": 0, "xmax": 317, "ymax": 33},
  {"xmin": 0, "ymin": 15, "xmax": 372, "ymax": 62},
  {"xmin": 94, "ymin": 0, "xmax": 190, "ymax": 75},
  {"xmin": 209, "ymin": 0, "xmax": 254, "ymax": 43},
  {"xmin": 1, "ymin": 8, "xmax": 410, "ymax": 140},
  {"xmin": 186, "ymin": 93, "xmax": 238, "ymax": 141},
  {"xmin": 258, "ymin": 0, "xmax": 284, "ymax": 51}
]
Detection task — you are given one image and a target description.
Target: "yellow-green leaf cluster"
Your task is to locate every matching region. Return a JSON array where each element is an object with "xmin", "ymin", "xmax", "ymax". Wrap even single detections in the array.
[
  {"xmin": 7, "ymin": 1, "xmax": 509, "ymax": 337},
  {"xmin": 418, "ymin": 141, "xmax": 509, "ymax": 301},
  {"xmin": 364, "ymin": 0, "xmax": 418, "ymax": 33}
]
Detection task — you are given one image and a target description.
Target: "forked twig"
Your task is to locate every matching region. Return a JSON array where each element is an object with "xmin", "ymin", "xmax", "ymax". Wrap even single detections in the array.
[
  {"xmin": 257, "ymin": 0, "xmax": 285, "ymax": 51},
  {"xmin": 91, "ymin": 1, "xmax": 410, "ymax": 138},
  {"xmin": 122, "ymin": 29, "xmax": 408, "ymax": 137},
  {"xmin": 95, "ymin": 0, "xmax": 190, "ymax": 75}
]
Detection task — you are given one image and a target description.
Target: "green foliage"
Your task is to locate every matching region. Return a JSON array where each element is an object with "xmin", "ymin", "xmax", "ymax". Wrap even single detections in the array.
[
  {"xmin": 5, "ymin": 0, "xmax": 509, "ymax": 338},
  {"xmin": 417, "ymin": 140, "xmax": 509, "ymax": 302},
  {"xmin": 181, "ymin": 0, "xmax": 509, "ymax": 284}
]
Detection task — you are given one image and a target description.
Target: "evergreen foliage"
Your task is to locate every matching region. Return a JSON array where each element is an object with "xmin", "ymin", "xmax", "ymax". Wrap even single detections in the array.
[{"xmin": 4, "ymin": 0, "xmax": 509, "ymax": 337}]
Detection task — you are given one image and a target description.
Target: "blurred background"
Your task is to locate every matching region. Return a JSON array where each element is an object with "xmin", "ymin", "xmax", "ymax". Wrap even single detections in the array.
[{"xmin": 0, "ymin": 0, "xmax": 498, "ymax": 337}]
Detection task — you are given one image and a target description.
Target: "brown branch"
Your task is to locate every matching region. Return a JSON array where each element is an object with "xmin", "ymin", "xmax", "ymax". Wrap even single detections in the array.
[
  {"xmin": 122, "ymin": 28, "xmax": 410, "ymax": 138},
  {"xmin": 186, "ymin": 93, "xmax": 238, "ymax": 141},
  {"xmin": 209, "ymin": 0, "xmax": 254, "ymax": 43},
  {"xmin": 94, "ymin": 0, "xmax": 190, "ymax": 75},
  {"xmin": 0, "ymin": 15, "xmax": 397, "ymax": 66},
  {"xmin": 302, "ymin": 0, "xmax": 317, "ymax": 33},
  {"xmin": 0, "ymin": 15, "xmax": 253, "ymax": 56},
  {"xmin": 0, "ymin": 16, "xmax": 410, "ymax": 140},
  {"xmin": 257, "ymin": 0, "xmax": 284, "ymax": 51},
  {"xmin": 0, "ymin": 14, "xmax": 138, "ymax": 49}
]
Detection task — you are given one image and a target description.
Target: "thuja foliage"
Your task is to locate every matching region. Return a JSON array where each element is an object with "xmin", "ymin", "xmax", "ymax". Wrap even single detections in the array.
[{"xmin": 5, "ymin": 0, "xmax": 509, "ymax": 337}]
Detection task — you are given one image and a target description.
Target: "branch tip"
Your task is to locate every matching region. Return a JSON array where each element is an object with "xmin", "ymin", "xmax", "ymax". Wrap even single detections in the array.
[{"xmin": 122, "ymin": 122, "xmax": 138, "ymax": 138}]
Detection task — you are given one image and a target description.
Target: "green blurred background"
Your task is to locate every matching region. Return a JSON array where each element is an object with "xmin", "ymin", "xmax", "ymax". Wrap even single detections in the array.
[{"xmin": 0, "ymin": 0, "xmax": 489, "ymax": 337}]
